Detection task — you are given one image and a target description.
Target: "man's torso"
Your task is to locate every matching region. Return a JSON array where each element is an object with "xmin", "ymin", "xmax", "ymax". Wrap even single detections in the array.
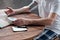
[{"xmin": 36, "ymin": 0, "xmax": 60, "ymax": 34}]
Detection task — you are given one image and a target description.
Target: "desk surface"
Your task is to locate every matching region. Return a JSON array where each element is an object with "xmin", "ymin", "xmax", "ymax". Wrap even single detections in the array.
[
  {"xmin": 0, "ymin": 12, "xmax": 44, "ymax": 40},
  {"xmin": 0, "ymin": 26, "xmax": 44, "ymax": 40}
]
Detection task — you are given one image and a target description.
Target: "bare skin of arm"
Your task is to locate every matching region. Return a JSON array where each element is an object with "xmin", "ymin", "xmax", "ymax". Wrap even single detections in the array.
[
  {"xmin": 5, "ymin": 1, "xmax": 57, "ymax": 26},
  {"xmin": 28, "ymin": 12, "xmax": 57, "ymax": 25},
  {"xmin": 5, "ymin": 1, "xmax": 38, "ymax": 16},
  {"xmin": 13, "ymin": 12, "xmax": 57, "ymax": 26},
  {"xmin": 5, "ymin": 6, "xmax": 30, "ymax": 16}
]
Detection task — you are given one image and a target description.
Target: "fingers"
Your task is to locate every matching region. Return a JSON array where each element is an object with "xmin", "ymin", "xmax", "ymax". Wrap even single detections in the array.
[
  {"xmin": 6, "ymin": 7, "xmax": 13, "ymax": 12},
  {"xmin": 12, "ymin": 19, "xmax": 24, "ymax": 26},
  {"xmin": 5, "ymin": 7, "xmax": 15, "ymax": 16}
]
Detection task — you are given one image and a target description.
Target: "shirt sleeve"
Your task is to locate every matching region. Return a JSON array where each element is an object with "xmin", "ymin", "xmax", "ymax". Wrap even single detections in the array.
[{"xmin": 50, "ymin": 1, "xmax": 60, "ymax": 15}]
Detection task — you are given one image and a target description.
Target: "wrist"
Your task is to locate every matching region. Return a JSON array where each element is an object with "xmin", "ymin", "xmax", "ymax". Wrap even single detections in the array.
[{"xmin": 23, "ymin": 19, "xmax": 32, "ymax": 25}]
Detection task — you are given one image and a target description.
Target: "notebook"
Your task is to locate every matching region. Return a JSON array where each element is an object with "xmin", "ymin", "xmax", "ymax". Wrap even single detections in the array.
[{"xmin": 0, "ymin": 10, "xmax": 11, "ymax": 28}]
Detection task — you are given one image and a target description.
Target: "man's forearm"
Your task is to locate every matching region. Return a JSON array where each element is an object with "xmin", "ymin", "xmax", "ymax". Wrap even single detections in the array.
[
  {"xmin": 29, "ymin": 13, "xmax": 57, "ymax": 25},
  {"xmin": 28, "ymin": 18, "xmax": 53, "ymax": 25},
  {"xmin": 5, "ymin": 6, "xmax": 30, "ymax": 16},
  {"xmin": 14, "ymin": 6, "xmax": 30, "ymax": 14}
]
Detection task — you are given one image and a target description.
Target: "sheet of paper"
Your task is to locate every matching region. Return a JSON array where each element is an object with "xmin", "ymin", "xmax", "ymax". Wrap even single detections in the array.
[
  {"xmin": 8, "ymin": 17, "xmax": 17, "ymax": 21},
  {"xmin": 0, "ymin": 19, "xmax": 10, "ymax": 28},
  {"xmin": 0, "ymin": 10, "xmax": 11, "ymax": 28}
]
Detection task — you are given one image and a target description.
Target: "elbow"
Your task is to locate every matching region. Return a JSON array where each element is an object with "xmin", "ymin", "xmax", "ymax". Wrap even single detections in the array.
[
  {"xmin": 46, "ymin": 18, "xmax": 54, "ymax": 25},
  {"xmin": 47, "ymin": 21, "xmax": 53, "ymax": 25}
]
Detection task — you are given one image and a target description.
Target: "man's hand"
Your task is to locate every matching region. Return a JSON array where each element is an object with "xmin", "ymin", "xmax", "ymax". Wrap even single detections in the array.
[
  {"xmin": 5, "ymin": 6, "xmax": 30, "ymax": 16},
  {"xmin": 12, "ymin": 18, "xmax": 32, "ymax": 26},
  {"xmin": 5, "ymin": 7, "xmax": 15, "ymax": 16}
]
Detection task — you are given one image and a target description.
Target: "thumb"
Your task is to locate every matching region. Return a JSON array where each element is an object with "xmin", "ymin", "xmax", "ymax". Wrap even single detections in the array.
[{"xmin": 6, "ymin": 7, "xmax": 13, "ymax": 12}]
